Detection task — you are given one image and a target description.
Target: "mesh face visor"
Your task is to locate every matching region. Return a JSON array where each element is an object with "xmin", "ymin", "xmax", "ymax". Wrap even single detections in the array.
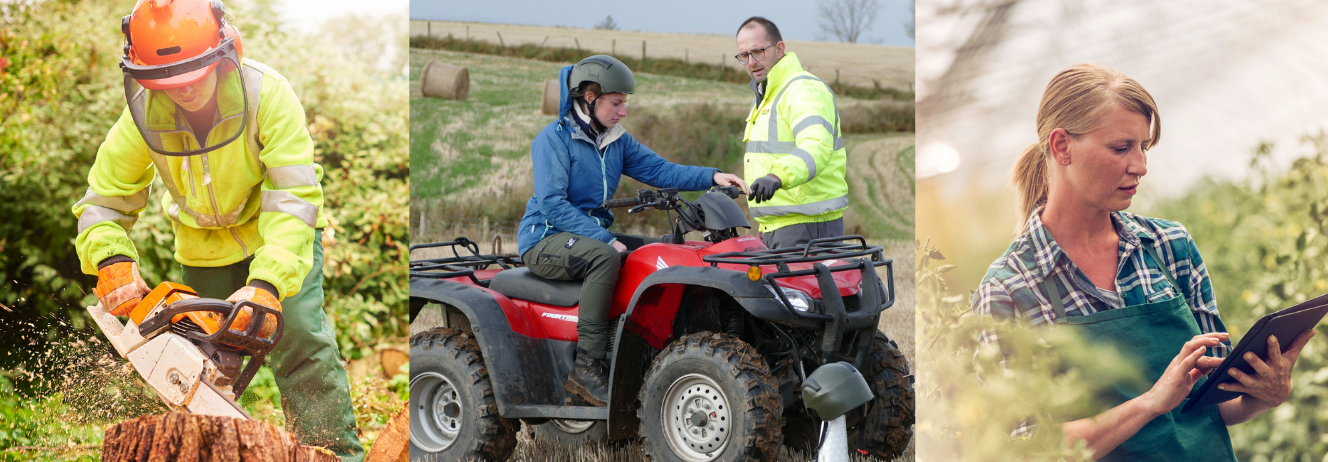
[{"xmin": 120, "ymin": 38, "xmax": 247, "ymax": 157}]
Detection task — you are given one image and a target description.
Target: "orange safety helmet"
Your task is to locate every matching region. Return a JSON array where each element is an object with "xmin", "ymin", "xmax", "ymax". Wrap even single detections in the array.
[{"xmin": 120, "ymin": 0, "xmax": 243, "ymax": 90}]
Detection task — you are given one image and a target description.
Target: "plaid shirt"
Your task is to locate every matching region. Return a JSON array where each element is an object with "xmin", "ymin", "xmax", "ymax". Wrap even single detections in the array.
[{"xmin": 972, "ymin": 210, "xmax": 1230, "ymax": 358}]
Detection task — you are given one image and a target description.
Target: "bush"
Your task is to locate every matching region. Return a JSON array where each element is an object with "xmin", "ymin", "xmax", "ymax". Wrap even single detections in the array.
[
  {"xmin": 1146, "ymin": 133, "xmax": 1328, "ymax": 459},
  {"xmin": 916, "ymin": 240, "xmax": 1143, "ymax": 461}
]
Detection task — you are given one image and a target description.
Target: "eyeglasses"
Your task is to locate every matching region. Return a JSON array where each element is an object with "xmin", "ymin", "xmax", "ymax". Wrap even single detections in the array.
[{"xmin": 734, "ymin": 44, "xmax": 776, "ymax": 64}]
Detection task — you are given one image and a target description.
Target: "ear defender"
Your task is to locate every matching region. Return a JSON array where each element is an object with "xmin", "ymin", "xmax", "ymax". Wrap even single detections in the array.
[
  {"xmin": 210, "ymin": 0, "xmax": 227, "ymax": 37},
  {"xmin": 121, "ymin": 14, "xmax": 133, "ymax": 57}
]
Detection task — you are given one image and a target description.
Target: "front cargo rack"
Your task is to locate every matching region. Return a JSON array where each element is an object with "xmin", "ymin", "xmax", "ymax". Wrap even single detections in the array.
[
  {"xmin": 702, "ymin": 235, "xmax": 886, "ymax": 272},
  {"xmin": 702, "ymin": 235, "xmax": 894, "ymax": 326},
  {"xmin": 409, "ymin": 237, "xmax": 522, "ymax": 283}
]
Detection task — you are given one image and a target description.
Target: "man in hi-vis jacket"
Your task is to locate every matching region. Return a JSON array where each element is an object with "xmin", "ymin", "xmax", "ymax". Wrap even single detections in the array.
[{"xmin": 736, "ymin": 16, "xmax": 850, "ymax": 249}]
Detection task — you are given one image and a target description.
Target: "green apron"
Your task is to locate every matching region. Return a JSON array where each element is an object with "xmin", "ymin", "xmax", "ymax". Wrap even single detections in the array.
[{"xmin": 1043, "ymin": 245, "xmax": 1234, "ymax": 462}]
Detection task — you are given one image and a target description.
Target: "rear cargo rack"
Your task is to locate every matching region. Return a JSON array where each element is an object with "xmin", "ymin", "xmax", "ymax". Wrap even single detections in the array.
[{"xmin": 409, "ymin": 237, "xmax": 522, "ymax": 283}]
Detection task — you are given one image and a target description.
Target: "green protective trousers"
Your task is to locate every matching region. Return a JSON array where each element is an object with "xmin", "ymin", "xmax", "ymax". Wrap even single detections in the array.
[
  {"xmin": 181, "ymin": 231, "xmax": 364, "ymax": 462},
  {"xmin": 522, "ymin": 232, "xmax": 657, "ymax": 359}
]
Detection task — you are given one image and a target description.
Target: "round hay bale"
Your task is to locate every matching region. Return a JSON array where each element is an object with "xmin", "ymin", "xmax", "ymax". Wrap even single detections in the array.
[
  {"xmin": 420, "ymin": 60, "xmax": 469, "ymax": 100},
  {"xmin": 540, "ymin": 78, "xmax": 561, "ymax": 115}
]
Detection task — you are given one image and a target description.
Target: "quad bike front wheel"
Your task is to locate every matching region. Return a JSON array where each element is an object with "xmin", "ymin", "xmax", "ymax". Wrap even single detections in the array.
[
  {"xmin": 639, "ymin": 332, "xmax": 782, "ymax": 462},
  {"xmin": 850, "ymin": 330, "xmax": 915, "ymax": 457},
  {"xmin": 409, "ymin": 327, "xmax": 517, "ymax": 460}
]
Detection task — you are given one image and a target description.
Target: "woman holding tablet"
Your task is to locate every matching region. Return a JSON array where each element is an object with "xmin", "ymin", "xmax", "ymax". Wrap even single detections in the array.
[{"xmin": 971, "ymin": 63, "xmax": 1315, "ymax": 460}]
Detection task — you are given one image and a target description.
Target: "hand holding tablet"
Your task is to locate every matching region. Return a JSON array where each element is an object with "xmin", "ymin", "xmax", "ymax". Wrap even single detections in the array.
[{"xmin": 1182, "ymin": 294, "xmax": 1328, "ymax": 413}]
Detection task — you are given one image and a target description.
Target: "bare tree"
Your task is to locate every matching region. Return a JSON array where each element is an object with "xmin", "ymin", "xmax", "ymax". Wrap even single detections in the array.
[
  {"xmin": 819, "ymin": 0, "xmax": 880, "ymax": 43},
  {"xmin": 906, "ymin": 0, "xmax": 915, "ymax": 40},
  {"xmin": 594, "ymin": 15, "xmax": 619, "ymax": 31}
]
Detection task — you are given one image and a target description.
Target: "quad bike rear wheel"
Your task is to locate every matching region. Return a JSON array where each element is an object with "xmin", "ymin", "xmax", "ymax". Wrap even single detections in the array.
[
  {"xmin": 784, "ymin": 330, "xmax": 914, "ymax": 459},
  {"xmin": 409, "ymin": 327, "xmax": 517, "ymax": 461},
  {"xmin": 638, "ymin": 332, "xmax": 782, "ymax": 462}
]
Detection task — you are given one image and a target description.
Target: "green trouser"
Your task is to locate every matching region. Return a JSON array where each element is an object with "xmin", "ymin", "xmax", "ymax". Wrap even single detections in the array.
[
  {"xmin": 181, "ymin": 231, "xmax": 364, "ymax": 462},
  {"xmin": 522, "ymin": 232, "xmax": 655, "ymax": 359}
]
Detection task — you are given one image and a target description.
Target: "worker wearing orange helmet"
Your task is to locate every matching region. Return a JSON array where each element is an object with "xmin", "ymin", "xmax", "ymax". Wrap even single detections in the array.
[{"xmin": 71, "ymin": 0, "xmax": 363, "ymax": 460}]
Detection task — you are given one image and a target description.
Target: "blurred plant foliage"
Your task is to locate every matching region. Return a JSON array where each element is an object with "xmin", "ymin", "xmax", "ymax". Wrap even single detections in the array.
[
  {"xmin": 1147, "ymin": 132, "xmax": 1328, "ymax": 459},
  {"xmin": 0, "ymin": 0, "xmax": 406, "ymax": 402},
  {"xmin": 915, "ymin": 239, "xmax": 1144, "ymax": 461}
]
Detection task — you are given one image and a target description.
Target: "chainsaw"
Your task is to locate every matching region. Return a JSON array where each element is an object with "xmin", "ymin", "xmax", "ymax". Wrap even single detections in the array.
[{"xmin": 87, "ymin": 281, "xmax": 284, "ymax": 420}]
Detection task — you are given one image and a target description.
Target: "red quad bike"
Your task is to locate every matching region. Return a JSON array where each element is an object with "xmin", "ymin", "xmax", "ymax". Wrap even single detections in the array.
[{"xmin": 408, "ymin": 186, "xmax": 914, "ymax": 462}]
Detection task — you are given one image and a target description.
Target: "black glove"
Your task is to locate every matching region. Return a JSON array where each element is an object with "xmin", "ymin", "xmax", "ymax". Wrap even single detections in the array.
[{"xmin": 749, "ymin": 174, "xmax": 782, "ymax": 203}]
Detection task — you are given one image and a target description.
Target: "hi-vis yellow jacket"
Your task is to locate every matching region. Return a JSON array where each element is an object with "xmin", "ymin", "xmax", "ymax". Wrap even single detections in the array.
[
  {"xmin": 742, "ymin": 52, "xmax": 849, "ymax": 233},
  {"xmin": 73, "ymin": 59, "xmax": 327, "ymax": 300}
]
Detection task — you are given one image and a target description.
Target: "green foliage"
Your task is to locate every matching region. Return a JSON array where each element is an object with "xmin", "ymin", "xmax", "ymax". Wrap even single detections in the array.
[
  {"xmin": 409, "ymin": 34, "xmax": 914, "ymax": 102},
  {"xmin": 0, "ymin": 376, "xmax": 101, "ymax": 461},
  {"xmin": 916, "ymin": 239, "xmax": 1143, "ymax": 461},
  {"xmin": 1146, "ymin": 133, "xmax": 1328, "ymax": 459}
]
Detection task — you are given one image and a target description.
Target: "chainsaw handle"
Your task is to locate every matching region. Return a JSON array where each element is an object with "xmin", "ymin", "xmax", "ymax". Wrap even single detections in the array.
[{"xmin": 138, "ymin": 298, "xmax": 285, "ymax": 357}]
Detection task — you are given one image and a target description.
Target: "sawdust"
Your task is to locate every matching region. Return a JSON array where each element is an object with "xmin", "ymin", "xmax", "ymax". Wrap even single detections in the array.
[{"xmin": 3, "ymin": 313, "xmax": 168, "ymax": 426}]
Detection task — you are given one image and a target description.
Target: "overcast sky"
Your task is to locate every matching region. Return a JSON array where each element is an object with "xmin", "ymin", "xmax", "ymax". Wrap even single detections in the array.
[{"xmin": 409, "ymin": 0, "xmax": 916, "ymax": 47}]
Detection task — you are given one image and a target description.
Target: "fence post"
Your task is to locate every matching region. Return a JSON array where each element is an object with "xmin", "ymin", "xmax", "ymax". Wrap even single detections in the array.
[
  {"xmin": 482, "ymin": 216, "xmax": 490, "ymax": 241},
  {"xmin": 497, "ymin": 31, "xmax": 505, "ymax": 47},
  {"xmin": 541, "ymin": 35, "xmax": 549, "ymax": 47},
  {"xmin": 427, "ymin": 20, "xmax": 431, "ymax": 37},
  {"xmin": 685, "ymin": 48, "xmax": 688, "ymax": 64},
  {"xmin": 466, "ymin": 25, "xmax": 469, "ymax": 41},
  {"xmin": 611, "ymin": 39, "xmax": 615, "ymax": 55},
  {"xmin": 642, "ymin": 40, "xmax": 646, "ymax": 64},
  {"xmin": 574, "ymin": 37, "xmax": 581, "ymax": 49},
  {"xmin": 419, "ymin": 200, "xmax": 428, "ymax": 236}
]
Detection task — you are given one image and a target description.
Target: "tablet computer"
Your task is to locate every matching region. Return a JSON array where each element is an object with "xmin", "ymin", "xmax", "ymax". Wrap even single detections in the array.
[{"xmin": 1182, "ymin": 293, "xmax": 1328, "ymax": 413}]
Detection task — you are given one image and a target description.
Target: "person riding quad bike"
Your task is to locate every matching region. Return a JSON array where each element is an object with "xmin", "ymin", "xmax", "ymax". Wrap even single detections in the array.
[
  {"xmin": 72, "ymin": 0, "xmax": 362, "ymax": 459},
  {"xmin": 516, "ymin": 54, "xmax": 750, "ymax": 406}
]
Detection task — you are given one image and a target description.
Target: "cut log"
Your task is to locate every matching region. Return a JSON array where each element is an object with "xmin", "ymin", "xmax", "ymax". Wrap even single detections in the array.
[
  {"xmin": 541, "ymin": 78, "xmax": 561, "ymax": 115},
  {"xmin": 101, "ymin": 412, "xmax": 337, "ymax": 462},
  {"xmin": 419, "ymin": 60, "xmax": 469, "ymax": 100},
  {"xmin": 363, "ymin": 408, "xmax": 409, "ymax": 462}
]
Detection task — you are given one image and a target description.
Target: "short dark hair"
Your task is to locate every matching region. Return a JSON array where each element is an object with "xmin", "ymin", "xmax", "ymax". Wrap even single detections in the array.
[{"xmin": 737, "ymin": 16, "xmax": 782, "ymax": 44}]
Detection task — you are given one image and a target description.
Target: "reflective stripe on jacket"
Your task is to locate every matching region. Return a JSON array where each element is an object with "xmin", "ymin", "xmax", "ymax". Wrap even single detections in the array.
[
  {"xmin": 742, "ymin": 52, "xmax": 849, "ymax": 233},
  {"xmin": 73, "ymin": 58, "xmax": 327, "ymax": 299}
]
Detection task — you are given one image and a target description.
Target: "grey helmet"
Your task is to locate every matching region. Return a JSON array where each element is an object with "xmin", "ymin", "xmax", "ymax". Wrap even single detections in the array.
[
  {"xmin": 568, "ymin": 55, "xmax": 635, "ymax": 95},
  {"xmin": 801, "ymin": 362, "xmax": 874, "ymax": 421}
]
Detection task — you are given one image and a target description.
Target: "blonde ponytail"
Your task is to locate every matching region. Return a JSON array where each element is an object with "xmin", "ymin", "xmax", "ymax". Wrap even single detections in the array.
[
  {"xmin": 1012, "ymin": 142, "xmax": 1049, "ymax": 233},
  {"xmin": 1011, "ymin": 63, "xmax": 1161, "ymax": 234}
]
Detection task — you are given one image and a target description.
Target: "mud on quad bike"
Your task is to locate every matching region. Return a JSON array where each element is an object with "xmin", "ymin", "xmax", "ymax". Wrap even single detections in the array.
[{"xmin": 407, "ymin": 186, "xmax": 914, "ymax": 462}]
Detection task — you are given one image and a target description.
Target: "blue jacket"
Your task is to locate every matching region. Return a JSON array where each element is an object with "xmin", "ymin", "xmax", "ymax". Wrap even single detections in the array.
[{"xmin": 517, "ymin": 65, "xmax": 719, "ymax": 256}]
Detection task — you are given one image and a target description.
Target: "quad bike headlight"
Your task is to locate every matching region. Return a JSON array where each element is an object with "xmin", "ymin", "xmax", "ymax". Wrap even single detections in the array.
[{"xmin": 767, "ymin": 285, "xmax": 816, "ymax": 313}]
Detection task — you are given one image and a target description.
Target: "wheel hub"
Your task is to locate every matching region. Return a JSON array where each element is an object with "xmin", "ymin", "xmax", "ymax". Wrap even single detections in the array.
[
  {"xmin": 661, "ymin": 374, "xmax": 732, "ymax": 461},
  {"xmin": 410, "ymin": 372, "xmax": 463, "ymax": 452}
]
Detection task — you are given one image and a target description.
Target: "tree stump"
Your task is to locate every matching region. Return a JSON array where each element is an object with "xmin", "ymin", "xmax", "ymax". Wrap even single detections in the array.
[
  {"xmin": 363, "ymin": 408, "xmax": 409, "ymax": 462},
  {"xmin": 101, "ymin": 412, "xmax": 337, "ymax": 462}
]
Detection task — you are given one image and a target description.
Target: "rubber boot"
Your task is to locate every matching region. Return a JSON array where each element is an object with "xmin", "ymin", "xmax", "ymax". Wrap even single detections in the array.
[{"xmin": 565, "ymin": 348, "xmax": 610, "ymax": 406}]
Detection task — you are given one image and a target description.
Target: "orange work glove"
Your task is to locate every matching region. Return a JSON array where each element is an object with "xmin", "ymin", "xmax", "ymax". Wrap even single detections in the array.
[
  {"xmin": 225, "ymin": 282, "xmax": 282, "ymax": 338},
  {"xmin": 95, "ymin": 258, "xmax": 152, "ymax": 316}
]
